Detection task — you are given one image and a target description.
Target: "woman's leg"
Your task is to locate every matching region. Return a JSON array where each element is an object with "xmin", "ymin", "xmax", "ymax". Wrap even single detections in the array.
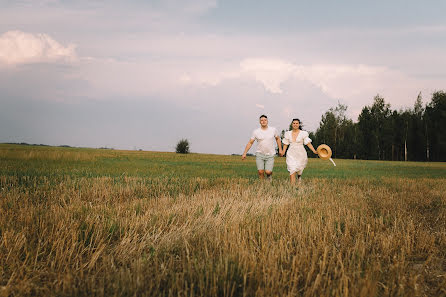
[
  {"xmin": 290, "ymin": 172, "xmax": 296, "ymax": 184},
  {"xmin": 297, "ymin": 170, "xmax": 303, "ymax": 184}
]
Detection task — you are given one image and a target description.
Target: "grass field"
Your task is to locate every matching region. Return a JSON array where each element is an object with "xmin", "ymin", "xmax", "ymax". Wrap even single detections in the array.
[{"xmin": 1, "ymin": 144, "xmax": 445, "ymax": 296}]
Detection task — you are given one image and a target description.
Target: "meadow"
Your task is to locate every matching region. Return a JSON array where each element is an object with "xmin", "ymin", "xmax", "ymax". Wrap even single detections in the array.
[{"xmin": 0, "ymin": 144, "xmax": 445, "ymax": 296}]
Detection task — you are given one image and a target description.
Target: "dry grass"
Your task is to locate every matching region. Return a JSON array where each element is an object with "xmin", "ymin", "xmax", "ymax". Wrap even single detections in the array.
[{"xmin": 1, "ymin": 145, "xmax": 445, "ymax": 296}]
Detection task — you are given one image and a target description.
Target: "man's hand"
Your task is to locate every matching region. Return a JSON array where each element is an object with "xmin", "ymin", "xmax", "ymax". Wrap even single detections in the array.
[
  {"xmin": 279, "ymin": 151, "xmax": 285, "ymax": 157},
  {"xmin": 242, "ymin": 139, "xmax": 254, "ymax": 160}
]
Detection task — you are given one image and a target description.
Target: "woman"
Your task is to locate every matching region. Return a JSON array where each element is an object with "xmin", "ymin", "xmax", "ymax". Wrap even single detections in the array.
[{"xmin": 280, "ymin": 118, "xmax": 318, "ymax": 184}]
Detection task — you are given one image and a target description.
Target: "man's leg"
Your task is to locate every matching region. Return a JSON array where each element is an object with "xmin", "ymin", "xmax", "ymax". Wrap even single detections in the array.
[
  {"xmin": 264, "ymin": 155, "xmax": 275, "ymax": 181},
  {"xmin": 265, "ymin": 170, "xmax": 272, "ymax": 182},
  {"xmin": 256, "ymin": 154, "xmax": 266, "ymax": 180}
]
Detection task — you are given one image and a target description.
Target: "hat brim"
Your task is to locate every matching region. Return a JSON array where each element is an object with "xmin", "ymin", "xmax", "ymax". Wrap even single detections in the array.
[{"xmin": 317, "ymin": 144, "xmax": 332, "ymax": 160}]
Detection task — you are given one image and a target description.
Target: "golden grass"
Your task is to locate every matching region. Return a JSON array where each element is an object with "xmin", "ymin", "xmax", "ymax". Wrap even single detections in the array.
[
  {"xmin": 1, "ymin": 145, "xmax": 445, "ymax": 296},
  {"xmin": 1, "ymin": 174, "xmax": 445, "ymax": 296},
  {"xmin": 0, "ymin": 145, "xmax": 119, "ymax": 162}
]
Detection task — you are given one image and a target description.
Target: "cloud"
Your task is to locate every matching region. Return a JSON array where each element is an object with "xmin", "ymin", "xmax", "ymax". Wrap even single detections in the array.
[
  {"xmin": 241, "ymin": 58, "xmax": 297, "ymax": 94},
  {"xmin": 238, "ymin": 58, "xmax": 409, "ymax": 101},
  {"xmin": 408, "ymin": 25, "xmax": 446, "ymax": 34},
  {"xmin": 0, "ymin": 30, "xmax": 77, "ymax": 65},
  {"xmin": 179, "ymin": 57, "xmax": 432, "ymax": 107},
  {"xmin": 158, "ymin": 0, "xmax": 217, "ymax": 15},
  {"xmin": 174, "ymin": 57, "xmax": 444, "ymax": 125}
]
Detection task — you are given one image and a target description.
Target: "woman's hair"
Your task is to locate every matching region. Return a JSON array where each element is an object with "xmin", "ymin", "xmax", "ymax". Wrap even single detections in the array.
[{"xmin": 289, "ymin": 118, "xmax": 303, "ymax": 130}]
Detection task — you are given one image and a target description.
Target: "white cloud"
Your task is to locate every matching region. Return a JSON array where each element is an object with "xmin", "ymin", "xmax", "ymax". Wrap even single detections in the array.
[
  {"xmin": 408, "ymin": 25, "xmax": 446, "ymax": 34},
  {"xmin": 176, "ymin": 57, "xmax": 440, "ymax": 117},
  {"xmin": 0, "ymin": 30, "xmax": 77, "ymax": 65},
  {"xmin": 240, "ymin": 58, "xmax": 297, "ymax": 94},
  {"xmin": 237, "ymin": 58, "xmax": 409, "ymax": 101},
  {"xmin": 179, "ymin": 58, "xmax": 381, "ymax": 97},
  {"xmin": 162, "ymin": 0, "xmax": 217, "ymax": 15}
]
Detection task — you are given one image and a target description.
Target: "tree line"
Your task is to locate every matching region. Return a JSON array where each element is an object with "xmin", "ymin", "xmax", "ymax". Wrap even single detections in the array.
[{"xmin": 303, "ymin": 91, "xmax": 446, "ymax": 162}]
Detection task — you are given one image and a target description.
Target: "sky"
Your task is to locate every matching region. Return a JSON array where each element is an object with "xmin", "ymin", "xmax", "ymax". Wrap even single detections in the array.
[{"xmin": 1, "ymin": 0, "xmax": 445, "ymax": 154}]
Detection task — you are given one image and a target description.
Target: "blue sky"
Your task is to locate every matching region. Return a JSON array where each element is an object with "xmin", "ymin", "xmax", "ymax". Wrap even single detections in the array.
[{"xmin": 1, "ymin": 0, "xmax": 445, "ymax": 154}]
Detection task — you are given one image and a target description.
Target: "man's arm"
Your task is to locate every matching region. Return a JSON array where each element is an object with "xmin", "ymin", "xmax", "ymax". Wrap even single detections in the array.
[
  {"xmin": 275, "ymin": 136, "xmax": 283, "ymax": 156},
  {"xmin": 242, "ymin": 139, "xmax": 255, "ymax": 160}
]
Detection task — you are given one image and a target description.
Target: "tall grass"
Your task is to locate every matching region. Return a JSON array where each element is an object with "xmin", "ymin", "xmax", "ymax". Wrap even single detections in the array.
[{"xmin": 0, "ymin": 144, "xmax": 445, "ymax": 296}]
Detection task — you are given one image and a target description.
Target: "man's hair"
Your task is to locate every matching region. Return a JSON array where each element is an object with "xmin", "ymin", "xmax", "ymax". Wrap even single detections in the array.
[{"xmin": 259, "ymin": 114, "xmax": 268, "ymax": 119}]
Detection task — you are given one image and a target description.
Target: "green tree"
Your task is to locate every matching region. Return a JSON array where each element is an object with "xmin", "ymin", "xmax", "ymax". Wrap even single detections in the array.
[
  {"xmin": 425, "ymin": 91, "xmax": 446, "ymax": 161},
  {"xmin": 370, "ymin": 95, "xmax": 391, "ymax": 160},
  {"xmin": 408, "ymin": 93, "xmax": 426, "ymax": 161},
  {"xmin": 357, "ymin": 95, "xmax": 392, "ymax": 160},
  {"xmin": 338, "ymin": 119, "xmax": 357, "ymax": 159},
  {"xmin": 315, "ymin": 102, "xmax": 352, "ymax": 158},
  {"xmin": 175, "ymin": 139, "xmax": 190, "ymax": 154},
  {"xmin": 357, "ymin": 106, "xmax": 375, "ymax": 159},
  {"xmin": 311, "ymin": 89, "xmax": 446, "ymax": 161},
  {"xmin": 389, "ymin": 109, "xmax": 407, "ymax": 161}
]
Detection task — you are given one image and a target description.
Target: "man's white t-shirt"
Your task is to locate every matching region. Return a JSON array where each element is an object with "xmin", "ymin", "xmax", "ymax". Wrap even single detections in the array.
[{"xmin": 251, "ymin": 126, "xmax": 279, "ymax": 155}]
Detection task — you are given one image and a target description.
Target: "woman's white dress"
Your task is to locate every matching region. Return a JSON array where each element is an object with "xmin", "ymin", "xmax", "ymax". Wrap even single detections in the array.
[{"xmin": 282, "ymin": 130, "xmax": 312, "ymax": 175}]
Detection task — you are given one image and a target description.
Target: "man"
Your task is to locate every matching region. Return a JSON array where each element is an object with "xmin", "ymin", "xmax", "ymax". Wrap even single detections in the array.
[{"xmin": 242, "ymin": 115, "xmax": 283, "ymax": 180}]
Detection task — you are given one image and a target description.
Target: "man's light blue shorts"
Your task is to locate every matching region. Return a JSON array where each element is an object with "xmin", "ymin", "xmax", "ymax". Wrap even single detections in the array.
[{"xmin": 255, "ymin": 153, "xmax": 275, "ymax": 172}]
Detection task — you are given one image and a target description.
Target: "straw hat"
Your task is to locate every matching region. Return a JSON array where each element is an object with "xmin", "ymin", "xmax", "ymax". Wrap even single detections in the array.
[{"xmin": 317, "ymin": 144, "xmax": 332, "ymax": 160}]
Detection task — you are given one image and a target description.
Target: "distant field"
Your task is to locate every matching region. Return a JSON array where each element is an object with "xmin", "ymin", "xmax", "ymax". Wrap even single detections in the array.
[
  {"xmin": 1, "ymin": 144, "xmax": 445, "ymax": 180},
  {"xmin": 1, "ymin": 144, "xmax": 445, "ymax": 296}
]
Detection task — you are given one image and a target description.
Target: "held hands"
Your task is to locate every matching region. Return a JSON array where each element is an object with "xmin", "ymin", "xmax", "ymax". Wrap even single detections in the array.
[
  {"xmin": 279, "ymin": 150, "xmax": 285, "ymax": 157},
  {"xmin": 241, "ymin": 154, "xmax": 246, "ymax": 160}
]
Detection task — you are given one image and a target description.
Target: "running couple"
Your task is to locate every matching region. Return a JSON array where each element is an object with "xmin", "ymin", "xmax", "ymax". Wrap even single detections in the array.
[{"xmin": 242, "ymin": 114, "xmax": 318, "ymax": 184}]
